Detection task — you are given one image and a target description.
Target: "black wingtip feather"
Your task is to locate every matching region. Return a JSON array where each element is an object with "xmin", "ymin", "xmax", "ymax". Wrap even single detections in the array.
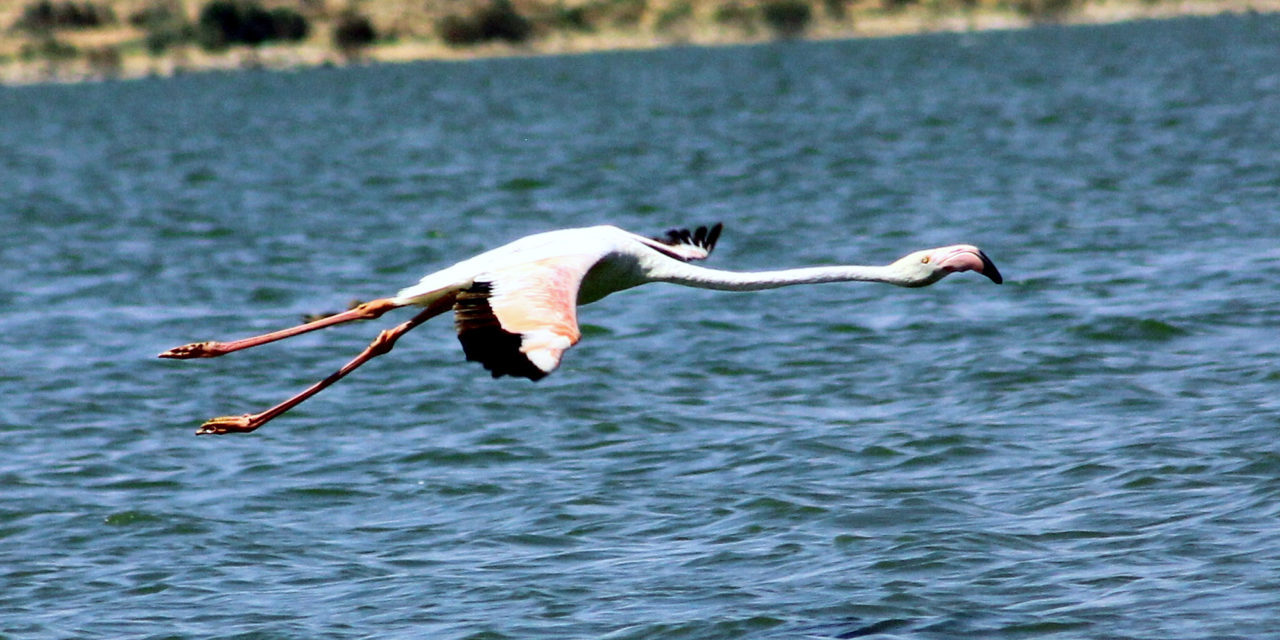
[
  {"xmin": 655, "ymin": 223, "xmax": 723, "ymax": 253},
  {"xmin": 705, "ymin": 222, "xmax": 722, "ymax": 252}
]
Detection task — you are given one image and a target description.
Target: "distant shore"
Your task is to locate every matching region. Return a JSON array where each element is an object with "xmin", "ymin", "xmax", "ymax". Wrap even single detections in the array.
[{"xmin": 0, "ymin": 0, "xmax": 1276, "ymax": 85}]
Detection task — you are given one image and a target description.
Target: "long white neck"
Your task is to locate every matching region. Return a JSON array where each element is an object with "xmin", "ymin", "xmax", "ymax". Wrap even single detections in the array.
[{"xmin": 647, "ymin": 260, "xmax": 927, "ymax": 291}]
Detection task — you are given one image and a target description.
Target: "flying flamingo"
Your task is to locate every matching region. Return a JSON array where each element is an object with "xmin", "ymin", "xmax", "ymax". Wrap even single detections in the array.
[{"xmin": 160, "ymin": 224, "xmax": 1002, "ymax": 435}]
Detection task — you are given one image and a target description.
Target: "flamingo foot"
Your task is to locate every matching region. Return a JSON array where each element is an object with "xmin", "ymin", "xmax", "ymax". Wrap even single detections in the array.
[
  {"xmin": 196, "ymin": 414, "xmax": 261, "ymax": 435},
  {"xmin": 159, "ymin": 342, "xmax": 227, "ymax": 359}
]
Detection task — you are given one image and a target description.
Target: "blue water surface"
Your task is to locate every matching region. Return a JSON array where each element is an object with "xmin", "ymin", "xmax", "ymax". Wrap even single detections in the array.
[{"xmin": 2, "ymin": 14, "xmax": 1280, "ymax": 639}]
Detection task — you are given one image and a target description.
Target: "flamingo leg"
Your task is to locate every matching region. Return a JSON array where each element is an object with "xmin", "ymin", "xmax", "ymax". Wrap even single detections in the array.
[
  {"xmin": 194, "ymin": 296, "xmax": 455, "ymax": 435},
  {"xmin": 158, "ymin": 298, "xmax": 402, "ymax": 359}
]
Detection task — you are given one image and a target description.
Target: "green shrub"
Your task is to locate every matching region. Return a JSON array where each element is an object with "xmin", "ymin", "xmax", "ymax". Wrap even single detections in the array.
[
  {"xmin": 196, "ymin": 0, "xmax": 310, "ymax": 50},
  {"xmin": 477, "ymin": 0, "xmax": 533, "ymax": 42},
  {"xmin": 18, "ymin": 35, "xmax": 78, "ymax": 61},
  {"xmin": 437, "ymin": 15, "xmax": 482, "ymax": 45},
  {"xmin": 713, "ymin": 1, "xmax": 757, "ymax": 33},
  {"xmin": 761, "ymin": 0, "xmax": 810, "ymax": 38},
  {"xmin": 437, "ymin": 0, "xmax": 532, "ymax": 46},
  {"xmin": 86, "ymin": 45, "xmax": 122, "ymax": 76},
  {"xmin": 13, "ymin": 0, "xmax": 115, "ymax": 32},
  {"xmin": 654, "ymin": 0, "xmax": 693, "ymax": 34},
  {"xmin": 332, "ymin": 10, "xmax": 376, "ymax": 56},
  {"xmin": 601, "ymin": 0, "xmax": 646, "ymax": 27},
  {"xmin": 267, "ymin": 7, "xmax": 309, "ymax": 40},
  {"xmin": 548, "ymin": 4, "xmax": 594, "ymax": 32},
  {"xmin": 1014, "ymin": 0, "xmax": 1080, "ymax": 21},
  {"xmin": 130, "ymin": 3, "xmax": 194, "ymax": 55},
  {"xmin": 128, "ymin": 2, "xmax": 180, "ymax": 28},
  {"xmin": 144, "ymin": 22, "xmax": 193, "ymax": 55}
]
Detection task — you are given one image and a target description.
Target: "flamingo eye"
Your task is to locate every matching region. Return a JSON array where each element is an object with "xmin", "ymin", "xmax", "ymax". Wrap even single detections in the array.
[{"xmin": 921, "ymin": 256, "xmax": 930, "ymax": 264}]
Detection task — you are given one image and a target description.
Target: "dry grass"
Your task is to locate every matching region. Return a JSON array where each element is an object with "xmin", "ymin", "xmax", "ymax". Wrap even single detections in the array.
[{"xmin": 0, "ymin": 0, "xmax": 1275, "ymax": 84}]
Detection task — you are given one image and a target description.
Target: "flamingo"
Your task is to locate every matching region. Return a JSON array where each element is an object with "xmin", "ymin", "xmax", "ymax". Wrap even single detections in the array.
[{"xmin": 160, "ymin": 223, "xmax": 1002, "ymax": 435}]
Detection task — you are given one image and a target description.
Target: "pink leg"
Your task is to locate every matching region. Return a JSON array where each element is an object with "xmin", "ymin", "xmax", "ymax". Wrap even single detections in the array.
[
  {"xmin": 194, "ymin": 296, "xmax": 454, "ymax": 435},
  {"xmin": 158, "ymin": 298, "xmax": 402, "ymax": 359}
]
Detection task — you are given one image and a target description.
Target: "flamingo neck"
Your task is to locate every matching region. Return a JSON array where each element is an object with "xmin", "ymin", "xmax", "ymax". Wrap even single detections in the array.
[{"xmin": 649, "ymin": 261, "xmax": 918, "ymax": 291}]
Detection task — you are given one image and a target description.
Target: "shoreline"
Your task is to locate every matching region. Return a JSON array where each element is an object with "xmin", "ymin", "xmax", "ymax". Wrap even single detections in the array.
[{"xmin": 1, "ymin": 0, "xmax": 1276, "ymax": 86}]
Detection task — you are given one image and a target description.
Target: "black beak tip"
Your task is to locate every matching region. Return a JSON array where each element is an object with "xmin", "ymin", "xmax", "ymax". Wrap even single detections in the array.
[{"xmin": 979, "ymin": 251, "xmax": 1003, "ymax": 285}]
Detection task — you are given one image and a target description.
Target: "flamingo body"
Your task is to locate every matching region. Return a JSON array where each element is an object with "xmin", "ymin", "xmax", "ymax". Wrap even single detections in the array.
[
  {"xmin": 160, "ymin": 223, "xmax": 1001, "ymax": 434},
  {"xmin": 391, "ymin": 225, "xmax": 723, "ymax": 379}
]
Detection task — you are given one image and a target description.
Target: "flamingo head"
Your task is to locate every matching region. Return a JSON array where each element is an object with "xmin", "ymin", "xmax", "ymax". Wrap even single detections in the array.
[{"xmin": 891, "ymin": 244, "xmax": 1003, "ymax": 287}]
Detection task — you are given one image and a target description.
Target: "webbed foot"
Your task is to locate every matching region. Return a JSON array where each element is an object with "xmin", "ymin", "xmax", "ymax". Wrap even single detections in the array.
[
  {"xmin": 159, "ymin": 342, "xmax": 226, "ymax": 359},
  {"xmin": 196, "ymin": 414, "xmax": 260, "ymax": 435}
]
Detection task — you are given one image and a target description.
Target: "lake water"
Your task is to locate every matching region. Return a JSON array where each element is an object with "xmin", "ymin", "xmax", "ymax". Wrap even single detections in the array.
[{"xmin": 3, "ymin": 13, "xmax": 1280, "ymax": 639}]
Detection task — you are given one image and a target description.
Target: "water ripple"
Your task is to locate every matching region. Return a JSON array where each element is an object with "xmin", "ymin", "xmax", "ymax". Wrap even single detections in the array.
[{"xmin": 3, "ymin": 13, "xmax": 1280, "ymax": 640}]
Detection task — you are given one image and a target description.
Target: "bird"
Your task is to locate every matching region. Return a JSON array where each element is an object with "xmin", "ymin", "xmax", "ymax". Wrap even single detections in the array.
[{"xmin": 159, "ymin": 223, "xmax": 1002, "ymax": 435}]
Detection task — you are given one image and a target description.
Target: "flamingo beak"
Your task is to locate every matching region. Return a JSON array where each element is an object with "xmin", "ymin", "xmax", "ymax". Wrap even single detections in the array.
[{"xmin": 978, "ymin": 250, "xmax": 1003, "ymax": 284}]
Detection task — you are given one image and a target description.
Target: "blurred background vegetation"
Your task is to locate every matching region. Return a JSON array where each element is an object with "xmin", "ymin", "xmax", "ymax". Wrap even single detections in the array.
[{"xmin": 0, "ymin": 0, "xmax": 1259, "ymax": 81}]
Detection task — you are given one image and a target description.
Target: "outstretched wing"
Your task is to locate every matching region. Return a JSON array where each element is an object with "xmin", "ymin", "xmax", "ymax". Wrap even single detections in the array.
[
  {"xmin": 453, "ymin": 254, "xmax": 600, "ymax": 381},
  {"xmin": 643, "ymin": 223, "xmax": 723, "ymax": 262},
  {"xmin": 444, "ymin": 223, "xmax": 723, "ymax": 380}
]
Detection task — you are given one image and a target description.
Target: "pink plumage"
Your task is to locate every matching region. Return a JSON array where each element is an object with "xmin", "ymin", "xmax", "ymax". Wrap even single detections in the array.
[{"xmin": 159, "ymin": 223, "xmax": 1001, "ymax": 435}]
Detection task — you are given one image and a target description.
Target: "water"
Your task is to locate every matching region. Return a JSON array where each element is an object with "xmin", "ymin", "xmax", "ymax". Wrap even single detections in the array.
[{"xmin": 3, "ymin": 14, "xmax": 1280, "ymax": 639}]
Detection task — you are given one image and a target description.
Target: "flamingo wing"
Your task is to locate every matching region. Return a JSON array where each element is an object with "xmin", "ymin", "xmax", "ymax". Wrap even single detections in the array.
[
  {"xmin": 642, "ymin": 223, "xmax": 723, "ymax": 262},
  {"xmin": 453, "ymin": 254, "xmax": 601, "ymax": 380}
]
